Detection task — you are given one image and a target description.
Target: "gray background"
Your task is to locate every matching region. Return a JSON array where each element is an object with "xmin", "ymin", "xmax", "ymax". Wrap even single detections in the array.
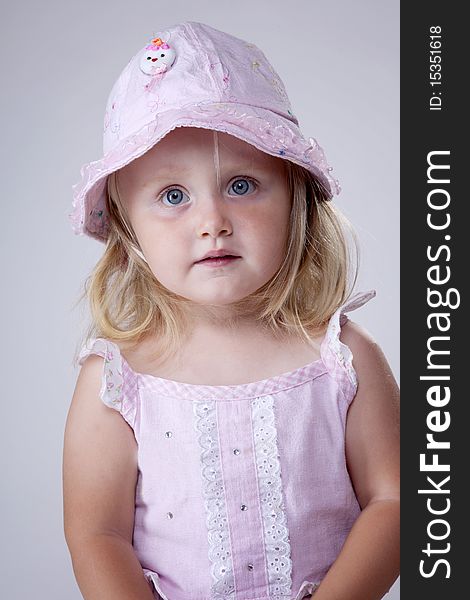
[{"xmin": 1, "ymin": 1, "xmax": 399, "ymax": 598}]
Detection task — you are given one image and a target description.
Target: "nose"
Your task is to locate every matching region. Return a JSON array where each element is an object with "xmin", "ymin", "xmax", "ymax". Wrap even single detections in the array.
[{"xmin": 196, "ymin": 195, "xmax": 233, "ymax": 239}]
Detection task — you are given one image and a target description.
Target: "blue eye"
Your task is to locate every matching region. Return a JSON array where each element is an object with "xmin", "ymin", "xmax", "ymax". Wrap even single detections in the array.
[
  {"xmin": 229, "ymin": 178, "xmax": 256, "ymax": 196},
  {"xmin": 161, "ymin": 188, "xmax": 189, "ymax": 206}
]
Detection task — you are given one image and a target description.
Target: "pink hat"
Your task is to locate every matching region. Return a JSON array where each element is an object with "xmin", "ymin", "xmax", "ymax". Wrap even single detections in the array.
[{"xmin": 70, "ymin": 21, "xmax": 340, "ymax": 243}]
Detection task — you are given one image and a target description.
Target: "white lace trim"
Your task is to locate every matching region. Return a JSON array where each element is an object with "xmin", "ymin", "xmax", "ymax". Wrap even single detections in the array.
[
  {"xmin": 78, "ymin": 338, "xmax": 123, "ymax": 410},
  {"xmin": 252, "ymin": 395, "xmax": 293, "ymax": 597},
  {"xmin": 325, "ymin": 290, "xmax": 377, "ymax": 387},
  {"xmin": 326, "ymin": 315, "xmax": 357, "ymax": 387},
  {"xmin": 193, "ymin": 400, "xmax": 235, "ymax": 599}
]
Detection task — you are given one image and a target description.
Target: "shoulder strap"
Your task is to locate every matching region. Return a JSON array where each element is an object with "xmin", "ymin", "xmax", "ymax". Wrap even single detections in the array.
[
  {"xmin": 337, "ymin": 289, "xmax": 376, "ymax": 323},
  {"xmin": 320, "ymin": 289, "xmax": 376, "ymax": 387},
  {"xmin": 78, "ymin": 337, "xmax": 137, "ymax": 429}
]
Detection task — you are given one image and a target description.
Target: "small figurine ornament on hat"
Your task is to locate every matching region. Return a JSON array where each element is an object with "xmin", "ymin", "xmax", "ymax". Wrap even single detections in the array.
[{"xmin": 139, "ymin": 36, "xmax": 176, "ymax": 77}]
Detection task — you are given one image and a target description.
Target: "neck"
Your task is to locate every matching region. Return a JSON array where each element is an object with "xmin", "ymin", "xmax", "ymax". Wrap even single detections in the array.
[{"xmin": 183, "ymin": 302, "xmax": 263, "ymax": 334}]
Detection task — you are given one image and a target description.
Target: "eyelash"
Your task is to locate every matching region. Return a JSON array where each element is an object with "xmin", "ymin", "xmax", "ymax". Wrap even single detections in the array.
[{"xmin": 156, "ymin": 177, "xmax": 258, "ymax": 207}]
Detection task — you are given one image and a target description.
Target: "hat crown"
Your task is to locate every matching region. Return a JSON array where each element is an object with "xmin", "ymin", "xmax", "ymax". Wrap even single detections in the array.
[{"xmin": 103, "ymin": 21, "xmax": 296, "ymax": 155}]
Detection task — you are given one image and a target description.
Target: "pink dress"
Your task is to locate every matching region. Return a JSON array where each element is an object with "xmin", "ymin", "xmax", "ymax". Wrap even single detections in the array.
[{"xmin": 78, "ymin": 289, "xmax": 375, "ymax": 600}]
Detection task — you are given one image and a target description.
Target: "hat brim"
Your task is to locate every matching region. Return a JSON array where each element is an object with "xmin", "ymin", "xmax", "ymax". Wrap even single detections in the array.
[{"xmin": 70, "ymin": 102, "xmax": 339, "ymax": 242}]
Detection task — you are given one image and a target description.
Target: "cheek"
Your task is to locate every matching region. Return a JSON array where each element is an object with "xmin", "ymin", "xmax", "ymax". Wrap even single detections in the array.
[
  {"xmin": 240, "ymin": 196, "xmax": 290, "ymax": 256},
  {"xmin": 133, "ymin": 219, "xmax": 186, "ymax": 275}
]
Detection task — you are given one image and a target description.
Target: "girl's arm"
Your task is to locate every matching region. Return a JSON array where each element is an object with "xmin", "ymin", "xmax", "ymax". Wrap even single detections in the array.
[
  {"xmin": 63, "ymin": 355, "xmax": 155, "ymax": 600},
  {"xmin": 311, "ymin": 320, "xmax": 400, "ymax": 600}
]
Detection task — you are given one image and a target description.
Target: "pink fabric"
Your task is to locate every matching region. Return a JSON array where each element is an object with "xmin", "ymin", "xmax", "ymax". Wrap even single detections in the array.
[{"xmin": 78, "ymin": 290, "xmax": 375, "ymax": 600}]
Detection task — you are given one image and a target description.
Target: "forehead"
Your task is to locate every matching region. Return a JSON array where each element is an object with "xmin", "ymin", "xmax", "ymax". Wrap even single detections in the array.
[{"xmin": 123, "ymin": 127, "xmax": 283, "ymax": 180}]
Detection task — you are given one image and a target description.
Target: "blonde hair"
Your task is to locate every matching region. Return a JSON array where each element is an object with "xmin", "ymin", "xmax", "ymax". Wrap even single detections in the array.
[{"xmin": 74, "ymin": 160, "xmax": 359, "ymax": 365}]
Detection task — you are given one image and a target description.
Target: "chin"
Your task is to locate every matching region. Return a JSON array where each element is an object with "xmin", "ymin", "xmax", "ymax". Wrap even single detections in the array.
[
  {"xmin": 192, "ymin": 295, "xmax": 245, "ymax": 306},
  {"xmin": 188, "ymin": 287, "xmax": 255, "ymax": 306}
]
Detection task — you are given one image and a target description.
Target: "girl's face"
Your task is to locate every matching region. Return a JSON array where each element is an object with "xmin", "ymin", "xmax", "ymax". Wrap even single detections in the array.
[{"xmin": 117, "ymin": 127, "xmax": 291, "ymax": 307}]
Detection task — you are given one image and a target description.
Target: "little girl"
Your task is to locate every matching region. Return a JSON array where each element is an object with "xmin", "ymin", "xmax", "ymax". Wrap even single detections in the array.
[{"xmin": 63, "ymin": 21, "xmax": 399, "ymax": 600}]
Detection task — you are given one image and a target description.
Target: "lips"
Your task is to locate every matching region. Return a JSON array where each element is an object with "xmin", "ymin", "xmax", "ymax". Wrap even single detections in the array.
[
  {"xmin": 197, "ymin": 255, "xmax": 239, "ymax": 263},
  {"xmin": 198, "ymin": 254, "xmax": 236, "ymax": 262},
  {"xmin": 195, "ymin": 249, "xmax": 241, "ymax": 263},
  {"xmin": 195, "ymin": 255, "xmax": 241, "ymax": 266}
]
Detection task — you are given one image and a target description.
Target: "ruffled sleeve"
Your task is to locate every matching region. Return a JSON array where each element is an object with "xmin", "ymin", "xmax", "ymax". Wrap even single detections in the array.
[
  {"xmin": 78, "ymin": 337, "xmax": 138, "ymax": 430},
  {"xmin": 320, "ymin": 289, "xmax": 376, "ymax": 394}
]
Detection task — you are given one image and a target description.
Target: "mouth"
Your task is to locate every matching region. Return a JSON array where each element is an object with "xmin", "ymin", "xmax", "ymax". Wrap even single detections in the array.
[{"xmin": 195, "ymin": 255, "xmax": 241, "ymax": 267}]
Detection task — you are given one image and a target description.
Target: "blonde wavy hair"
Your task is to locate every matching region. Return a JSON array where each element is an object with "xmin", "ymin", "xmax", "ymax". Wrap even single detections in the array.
[{"xmin": 74, "ymin": 160, "xmax": 359, "ymax": 366}]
